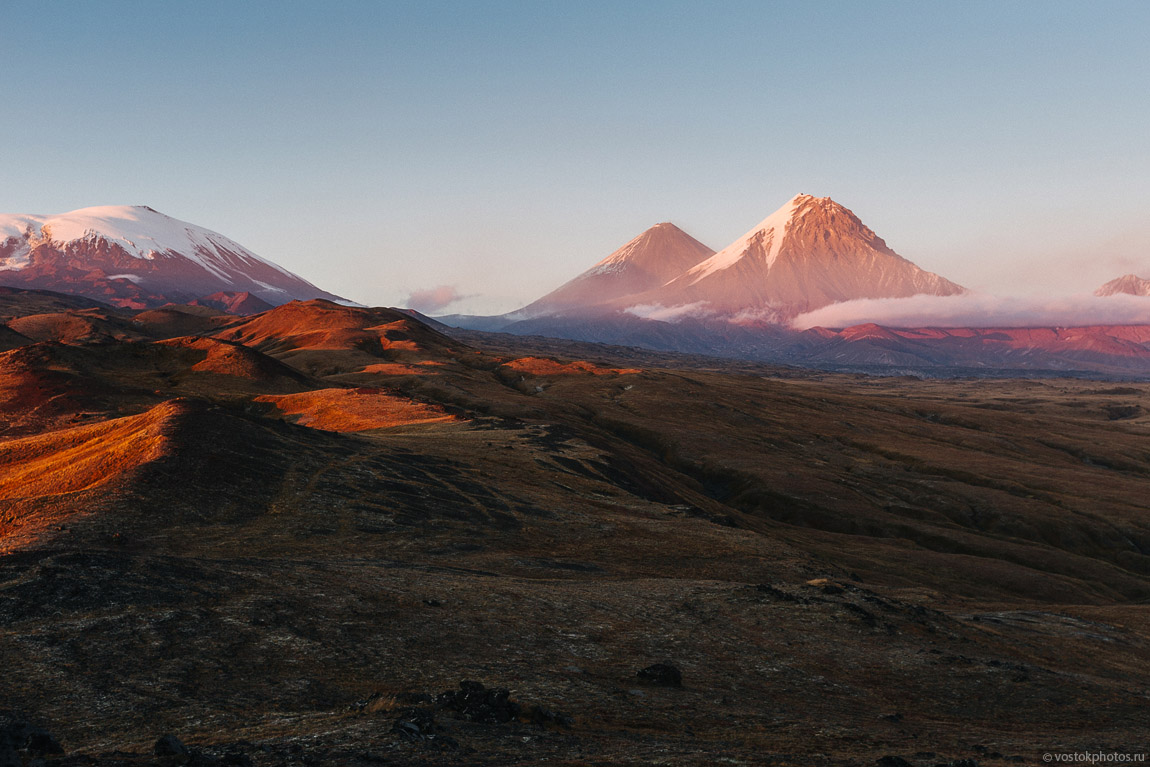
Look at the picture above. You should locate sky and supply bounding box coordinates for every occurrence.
[2,1,1148,315]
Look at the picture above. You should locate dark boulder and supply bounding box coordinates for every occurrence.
[636,663,682,687]
[154,733,190,759]
[875,757,913,767]
[391,707,437,740]
[0,719,64,763]
[436,680,520,723]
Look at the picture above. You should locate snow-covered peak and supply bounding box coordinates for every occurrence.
[590,222,684,273]
[0,205,344,308]
[685,195,813,283]
[1096,274,1150,297]
[0,205,292,280]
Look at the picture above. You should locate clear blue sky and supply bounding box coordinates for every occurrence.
[3,1,1148,312]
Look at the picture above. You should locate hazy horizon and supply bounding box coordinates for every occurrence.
[3,1,1148,315]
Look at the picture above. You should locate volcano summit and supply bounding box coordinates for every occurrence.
[618,194,965,322]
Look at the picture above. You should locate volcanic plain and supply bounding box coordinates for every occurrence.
[0,289,1147,765]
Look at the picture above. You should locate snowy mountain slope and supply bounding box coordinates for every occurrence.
[0,205,343,308]
[519,222,715,317]
[1096,274,1150,297]
[616,194,965,321]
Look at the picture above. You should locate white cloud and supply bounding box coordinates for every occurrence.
[791,292,1150,330]
[403,285,467,313]
[623,301,713,322]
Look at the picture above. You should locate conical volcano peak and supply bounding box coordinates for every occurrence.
[1096,274,1150,297]
[782,195,887,251]
[614,193,965,320]
[519,221,715,316]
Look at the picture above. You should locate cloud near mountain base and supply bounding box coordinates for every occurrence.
[791,292,1150,330]
[404,285,467,313]
[624,301,712,321]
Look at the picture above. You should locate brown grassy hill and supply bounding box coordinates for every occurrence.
[8,309,148,344]
[0,286,110,320]
[132,306,231,338]
[0,324,30,352]
[213,299,466,376]
[157,336,312,389]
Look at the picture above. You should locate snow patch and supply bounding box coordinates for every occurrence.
[0,205,292,278]
[686,194,810,283]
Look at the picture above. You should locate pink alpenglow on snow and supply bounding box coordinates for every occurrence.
[520,222,715,317]
[619,195,965,322]
[0,205,343,309]
[1096,274,1150,297]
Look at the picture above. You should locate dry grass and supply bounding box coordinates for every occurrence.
[255,387,458,431]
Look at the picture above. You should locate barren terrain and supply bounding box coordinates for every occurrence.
[0,291,1147,765]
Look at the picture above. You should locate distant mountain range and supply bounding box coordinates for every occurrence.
[505,194,965,324]
[0,205,343,309]
[441,194,1150,377]
[5,199,1150,376]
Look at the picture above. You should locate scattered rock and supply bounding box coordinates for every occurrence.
[392,707,437,740]
[876,757,913,767]
[154,733,189,758]
[0,719,64,761]
[436,680,521,723]
[220,751,254,767]
[523,704,573,727]
[636,663,682,687]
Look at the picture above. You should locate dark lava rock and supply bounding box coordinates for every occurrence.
[0,719,64,759]
[154,733,189,758]
[436,680,520,723]
[523,704,574,727]
[219,751,254,767]
[392,707,437,740]
[876,757,913,767]
[636,663,682,687]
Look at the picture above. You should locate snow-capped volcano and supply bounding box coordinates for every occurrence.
[0,205,343,309]
[1096,274,1150,297]
[519,222,714,317]
[619,194,965,321]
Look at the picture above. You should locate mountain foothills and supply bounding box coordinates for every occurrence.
[0,285,1149,764]
[0,206,343,309]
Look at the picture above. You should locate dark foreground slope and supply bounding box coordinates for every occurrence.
[0,297,1148,766]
